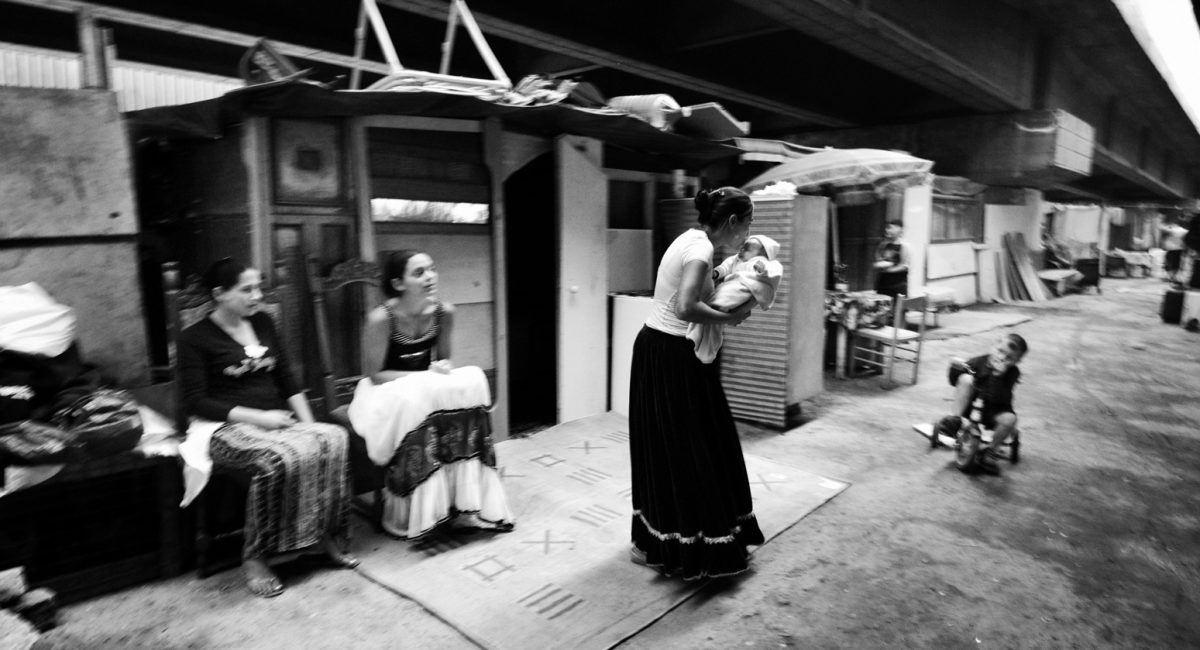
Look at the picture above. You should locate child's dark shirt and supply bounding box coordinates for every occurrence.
[949,354,1020,414]
[179,312,299,421]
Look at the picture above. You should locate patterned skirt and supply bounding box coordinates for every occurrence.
[381,407,514,539]
[628,326,764,580]
[210,421,351,559]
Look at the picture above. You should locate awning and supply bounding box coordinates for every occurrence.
[124,79,744,168]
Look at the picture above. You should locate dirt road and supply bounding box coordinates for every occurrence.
[622,277,1200,649]
[37,276,1199,649]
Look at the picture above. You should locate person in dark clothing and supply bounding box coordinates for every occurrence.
[946,332,1028,470]
[180,258,356,598]
[628,187,764,580]
[1184,213,1200,289]
[873,221,911,299]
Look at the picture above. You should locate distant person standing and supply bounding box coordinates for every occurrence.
[873,221,911,299]
[1185,212,1200,289]
[1159,215,1188,283]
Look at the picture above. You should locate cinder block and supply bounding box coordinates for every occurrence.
[13,588,57,632]
[0,567,27,608]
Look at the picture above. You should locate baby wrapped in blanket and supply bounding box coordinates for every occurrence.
[686,234,784,363]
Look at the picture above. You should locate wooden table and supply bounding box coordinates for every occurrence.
[825,290,893,379]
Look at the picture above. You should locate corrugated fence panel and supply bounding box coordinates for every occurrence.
[719,199,795,428]
[0,42,239,111]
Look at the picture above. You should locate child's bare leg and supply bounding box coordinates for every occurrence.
[952,374,974,418]
[990,412,1017,448]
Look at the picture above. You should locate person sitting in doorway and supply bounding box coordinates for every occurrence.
[179,258,357,599]
[346,250,514,540]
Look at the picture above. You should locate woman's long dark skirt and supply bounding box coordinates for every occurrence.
[628,325,764,580]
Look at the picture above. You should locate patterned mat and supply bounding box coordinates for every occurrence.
[353,412,849,650]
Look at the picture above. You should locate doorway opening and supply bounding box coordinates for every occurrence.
[835,200,889,291]
[504,153,557,436]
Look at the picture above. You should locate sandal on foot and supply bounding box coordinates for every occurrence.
[328,552,360,569]
[321,538,360,568]
[630,545,649,566]
[246,574,284,598]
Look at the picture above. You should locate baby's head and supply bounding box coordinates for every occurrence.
[987,333,1028,373]
[738,237,766,261]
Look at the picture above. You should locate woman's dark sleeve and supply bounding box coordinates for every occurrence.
[257,313,301,400]
[178,328,235,422]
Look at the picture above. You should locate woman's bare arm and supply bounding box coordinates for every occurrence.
[361,306,411,384]
[674,259,753,325]
[435,303,455,362]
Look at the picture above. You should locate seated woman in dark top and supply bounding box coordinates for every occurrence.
[347,250,513,539]
[179,258,356,598]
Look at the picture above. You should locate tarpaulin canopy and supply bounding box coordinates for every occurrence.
[124,79,744,168]
[741,148,934,193]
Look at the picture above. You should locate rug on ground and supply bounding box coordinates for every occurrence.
[353,412,849,650]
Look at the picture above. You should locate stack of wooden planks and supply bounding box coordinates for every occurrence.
[995,232,1050,302]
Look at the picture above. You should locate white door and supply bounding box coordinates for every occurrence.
[556,135,608,422]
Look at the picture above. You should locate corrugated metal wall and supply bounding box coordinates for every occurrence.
[719,198,793,428]
[0,42,239,111]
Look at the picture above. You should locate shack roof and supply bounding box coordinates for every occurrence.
[124,79,743,168]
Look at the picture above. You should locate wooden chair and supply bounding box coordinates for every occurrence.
[849,293,928,386]
[161,262,284,577]
[305,256,386,529]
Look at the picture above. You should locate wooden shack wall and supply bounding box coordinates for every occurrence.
[0,87,148,385]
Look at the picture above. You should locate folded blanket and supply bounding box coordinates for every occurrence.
[347,366,492,466]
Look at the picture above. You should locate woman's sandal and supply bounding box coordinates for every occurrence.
[244,566,284,598]
[322,538,360,569]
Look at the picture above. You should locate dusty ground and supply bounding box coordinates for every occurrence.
[35,276,1200,649]
[625,276,1200,650]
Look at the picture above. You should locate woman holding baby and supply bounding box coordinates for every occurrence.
[627,187,765,580]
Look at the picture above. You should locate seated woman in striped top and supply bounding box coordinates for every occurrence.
[347,250,513,540]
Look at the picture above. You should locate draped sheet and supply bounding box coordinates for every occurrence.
[347,366,492,466]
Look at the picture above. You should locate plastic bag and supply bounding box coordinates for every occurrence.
[0,283,76,357]
[52,388,143,458]
[0,420,78,465]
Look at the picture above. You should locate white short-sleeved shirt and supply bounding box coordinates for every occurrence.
[645,229,714,336]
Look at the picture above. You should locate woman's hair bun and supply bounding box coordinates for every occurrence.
[202,257,247,292]
[693,187,751,227]
[694,189,713,220]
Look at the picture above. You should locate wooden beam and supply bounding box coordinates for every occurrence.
[361,0,404,72]
[482,117,510,441]
[379,0,849,127]
[75,8,107,88]
[3,0,393,76]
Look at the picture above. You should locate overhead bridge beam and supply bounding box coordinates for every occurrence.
[379,0,851,128]
[734,0,1022,113]
[1,0,394,76]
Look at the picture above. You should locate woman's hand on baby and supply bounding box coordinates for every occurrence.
[728,301,754,326]
[258,410,297,429]
[429,359,454,374]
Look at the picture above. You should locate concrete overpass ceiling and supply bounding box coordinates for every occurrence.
[1,0,1195,197]
[0,0,978,134]
[1006,0,1200,168]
